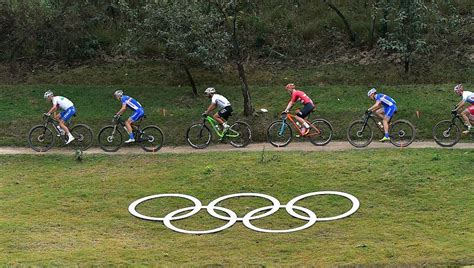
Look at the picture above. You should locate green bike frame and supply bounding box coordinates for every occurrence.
[205,116,240,138]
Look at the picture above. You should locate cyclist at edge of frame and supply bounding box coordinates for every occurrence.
[202,87,232,133]
[113,90,145,143]
[453,83,474,134]
[367,88,398,142]
[44,90,76,144]
[283,83,314,136]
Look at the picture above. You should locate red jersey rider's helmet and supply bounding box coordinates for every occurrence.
[285,83,296,90]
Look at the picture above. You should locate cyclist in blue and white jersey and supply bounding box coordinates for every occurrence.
[453,84,474,133]
[113,90,145,143]
[367,88,398,142]
[44,90,76,144]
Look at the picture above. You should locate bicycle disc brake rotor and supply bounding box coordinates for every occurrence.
[397,130,406,137]
[107,136,114,143]
[442,129,451,137]
[37,134,45,142]
[356,130,364,138]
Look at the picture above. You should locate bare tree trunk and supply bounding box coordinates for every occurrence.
[182,64,198,96]
[323,0,357,45]
[368,14,376,49]
[230,6,254,116]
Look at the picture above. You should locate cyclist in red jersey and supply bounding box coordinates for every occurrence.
[283,83,315,135]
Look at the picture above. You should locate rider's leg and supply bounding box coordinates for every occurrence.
[461,108,473,133]
[461,108,472,127]
[296,104,313,131]
[125,119,135,141]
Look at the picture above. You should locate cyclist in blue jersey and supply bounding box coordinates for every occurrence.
[113,90,145,143]
[367,88,398,142]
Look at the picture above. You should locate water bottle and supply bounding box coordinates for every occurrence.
[56,125,65,136]
[296,122,301,128]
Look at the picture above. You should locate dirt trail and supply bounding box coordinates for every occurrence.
[0,142,472,155]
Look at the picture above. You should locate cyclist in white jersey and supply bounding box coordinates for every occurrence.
[43,90,75,144]
[203,87,233,132]
[453,84,474,133]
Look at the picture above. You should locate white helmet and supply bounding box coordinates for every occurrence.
[204,87,216,95]
[367,88,377,97]
[454,84,463,94]
[114,90,123,97]
[44,90,53,99]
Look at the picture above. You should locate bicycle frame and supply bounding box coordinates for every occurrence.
[43,114,66,137]
[111,117,144,139]
[359,112,387,134]
[203,116,240,138]
[279,113,321,137]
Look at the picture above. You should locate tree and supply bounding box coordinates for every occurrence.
[214,0,255,116]
[377,0,432,73]
[322,0,358,46]
[122,1,229,96]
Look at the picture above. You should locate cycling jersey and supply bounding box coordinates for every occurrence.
[211,94,231,109]
[462,91,474,104]
[52,96,74,111]
[121,95,143,111]
[291,90,313,105]
[375,93,396,108]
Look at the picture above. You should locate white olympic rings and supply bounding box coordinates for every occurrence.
[128,191,360,234]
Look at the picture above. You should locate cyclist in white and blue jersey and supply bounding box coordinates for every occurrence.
[44,90,76,144]
[367,88,398,142]
[113,90,145,143]
[453,84,474,133]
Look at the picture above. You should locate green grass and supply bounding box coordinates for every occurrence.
[1,84,473,146]
[0,149,472,265]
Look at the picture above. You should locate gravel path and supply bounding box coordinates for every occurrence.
[0,141,472,155]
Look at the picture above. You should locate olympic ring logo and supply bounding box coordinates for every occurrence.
[128,191,360,234]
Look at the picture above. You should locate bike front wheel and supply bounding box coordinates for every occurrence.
[70,124,93,150]
[98,126,123,152]
[307,119,333,146]
[267,120,292,147]
[138,126,164,152]
[347,120,373,148]
[28,125,55,152]
[186,123,211,149]
[227,121,252,148]
[432,120,460,147]
[390,120,416,147]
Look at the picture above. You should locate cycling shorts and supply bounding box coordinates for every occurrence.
[468,105,474,115]
[60,106,76,122]
[130,108,145,122]
[296,103,314,118]
[384,105,397,118]
[218,106,233,120]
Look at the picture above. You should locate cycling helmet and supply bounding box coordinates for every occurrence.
[367,88,377,97]
[285,83,296,90]
[204,87,216,95]
[44,90,53,99]
[114,89,123,97]
[454,84,463,94]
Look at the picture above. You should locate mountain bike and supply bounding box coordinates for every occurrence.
[28,113,93,152]
[186,115,252,149]
[266,112,333,147]
[347,111,415,148]
[432,109,474,147]
[98,116,164,152]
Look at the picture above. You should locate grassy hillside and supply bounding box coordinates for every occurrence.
[0,150,473,265]
[0,84,472,147]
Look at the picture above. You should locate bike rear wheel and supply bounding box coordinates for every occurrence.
[307,119,333,146]
[70,124,93,150]
[390,120,416,147]
[98,126,123,152]
[228,121,252,148]
[267,120,292,147]
[28,125,55,152]
[432,120,460,147]
[138,125,164,152]
[347,120,373,148]
[186,123,211,149]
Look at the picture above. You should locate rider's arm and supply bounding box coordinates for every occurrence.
[47,104,58,115]
[368,101,381,112]
[116,103,127,116]
[284,101,294,113]
[454,100,465,112]
[205,103,217,114]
